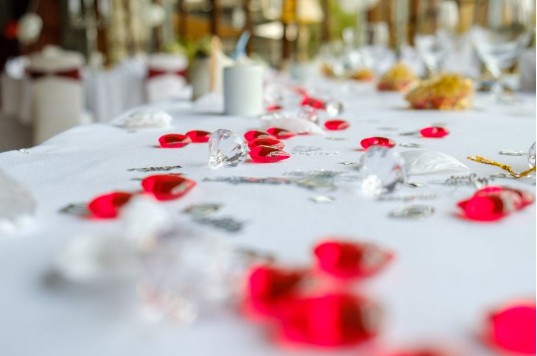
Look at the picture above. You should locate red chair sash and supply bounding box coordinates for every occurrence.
[27,68,82,81]
[147,67,187,80]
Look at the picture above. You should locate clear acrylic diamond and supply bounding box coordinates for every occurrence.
[357,146,406,196]
[325,100,344,116]
[297,107,320,125]
[529,142,536,168]
[208,129,248,169]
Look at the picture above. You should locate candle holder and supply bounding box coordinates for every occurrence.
[68,0,111,68]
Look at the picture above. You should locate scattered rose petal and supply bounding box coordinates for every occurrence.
[185,130,211,143]
[485,301,536,355]
[88,192,133,219]
[361,137,396,149]
[301,97,326,110]
[141,175,196,201]
[248,137,285,150]
[267,127,295,140]
[324,120,350,131]
[313,240,393,280]
[249,146,290,163]
[244,130,276,142]
[419,126,449,138]
[158,134,191,148]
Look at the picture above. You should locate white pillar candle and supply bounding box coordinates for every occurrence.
[223,64,264,117]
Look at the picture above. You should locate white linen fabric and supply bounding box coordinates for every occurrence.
[0,81,534,356]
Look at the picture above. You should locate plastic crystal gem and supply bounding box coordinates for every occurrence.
[324,120,350,131]
[325,100,344,116]
[141,175,196,201]
[297,107,320,125]
[485,301,536,355]
[266,127,295,140]
[360,137,396,149]
[87,192,133,219]
[358,146,406,196]
[248,137,285,150]
[249,146,290,163]
[158,134,191,148]
[185,130,211,143]
[276,292,381,347]
[246,265,307,317]
[419,127,449,138]
[209,129,249,169]
[313,240,393,280]
[301,97,326,109]
[244,130,276,142]
[529,142,536,168]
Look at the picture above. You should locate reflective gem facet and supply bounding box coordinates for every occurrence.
[249,146,290,163]
[485,301,536,355]
[360,137,396,149]
[419,126,449,138]
[158,134,191,148]
[266,127,295,140]
[529,142,536,168]
[244,130,275,142]
[358,146,405,196]
[87,192,132,219]
[325,100,344,116]
[389,205,435,219]
[324,120,350,131]
[248,137,285,150]
[313,240,393,279]
[297,107,320,125]
[141,174,196,201]
[276,292,381,347]
[209,129,249,169]
[185,130,211,143]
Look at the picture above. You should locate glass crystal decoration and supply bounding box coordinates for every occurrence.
[208,129,249,169]
[529,142,536,168]
[0,169,36,233]
[357,146,406,196]
[297,107,320,125]
[325,100,344,117]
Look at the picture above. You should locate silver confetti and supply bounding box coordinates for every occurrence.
[399,142,423,148]
[325,137,347,141]
[377,127,399,131]
[203,177,292,185]
[183,204,222,217]
[292,145,339,156]
[128,165,182,172]
[377,193,437,202]
[388,205,435,219]
[498,149,525,156]
[18,148,31,154]
[59,203,89,216]
[399,131,419,136]
[309,195,335,203]
[405,182,426,188]
[192,216,245,233]
[339,161,357,166]
[430,173,489,188]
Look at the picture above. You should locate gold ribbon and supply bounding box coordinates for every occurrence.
[467,155,536,178]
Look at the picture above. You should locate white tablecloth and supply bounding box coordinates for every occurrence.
[0,82,535,356]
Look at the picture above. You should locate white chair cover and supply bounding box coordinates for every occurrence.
[145,53,188,103]
[28,46,86,144]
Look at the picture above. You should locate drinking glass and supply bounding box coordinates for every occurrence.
[414,0,458,76]
[471,0,534,102]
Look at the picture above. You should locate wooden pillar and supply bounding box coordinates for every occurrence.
[178,0,188,39]
[209,0,220,36]
[243,0,253,54]
[320,0,330,42]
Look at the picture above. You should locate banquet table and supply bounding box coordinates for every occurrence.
[0,80,535,356]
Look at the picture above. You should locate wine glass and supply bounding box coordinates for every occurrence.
[471,0,534,102]
[414,0,458,76]
[361,22,391,75]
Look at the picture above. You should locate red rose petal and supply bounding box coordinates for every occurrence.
[87,192,133,219]
[419,127,449,138]
[360,137,396,149]
[246,265,307,318]
[244,130,276,142]
[267,105,283,112]
[485,301,536,355]
[457,195,506,221]
[301,97,326,110]
[248,137,285,150]
[277,292,381,347]
[386,348,453,356]
[158,134,191,148]
[185,130,211,143]
[249,146,290,163]
[141,174,196,201]
[266,127,296,140]
[313,240,393,280]
[324,119,350,131]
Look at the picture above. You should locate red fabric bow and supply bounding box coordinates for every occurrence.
[147,67,188,80]
[27,68,82,81]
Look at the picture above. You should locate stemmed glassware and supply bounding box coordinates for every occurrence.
[471,0,534,102]
[414,0,459,77]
